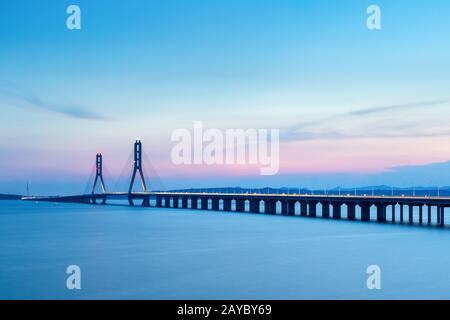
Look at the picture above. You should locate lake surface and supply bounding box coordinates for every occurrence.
[1,200,450,299]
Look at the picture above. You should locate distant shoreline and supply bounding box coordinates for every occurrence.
[0,194,23,200]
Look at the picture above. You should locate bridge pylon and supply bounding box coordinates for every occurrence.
[91,153,107,204]
[128,140,149,206]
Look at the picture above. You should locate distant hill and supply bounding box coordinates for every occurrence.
[0,194,22,200]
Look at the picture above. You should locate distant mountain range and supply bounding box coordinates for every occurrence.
[0,194,22,200]
[171,186,450,197]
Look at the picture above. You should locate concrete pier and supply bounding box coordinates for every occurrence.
[212,198,220,211]
[376,204,386,223]
[265,200,276,214]
[236,199,245,212]
[419,205,423,225]
[287,201,296,216]
[142,196,150,207]
[300,202,308,217]
[308,201,317,217]
[322,202,330,218]
[200,197,208,210]
[191,197,198,209]
[361,204,370,221]
[223,199,232,211]
[332,203,341,219]
[438,206,441,224]
[281,200,288,215]
[156,196,162,207]
[428,205,432,224]
[173,196,179,208]
[182,197,188,209]
[347,203,356,220]
[250,199,260,213]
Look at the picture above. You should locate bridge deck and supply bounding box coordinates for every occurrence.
[22,191,450,228]
[23,191,450,204]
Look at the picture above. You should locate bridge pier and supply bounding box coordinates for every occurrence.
[438,206,441,226]
[308,201,317,217]
[300,202,308,217]
[322,202,330,218]
[409,205,413,224]
[191,197,198,209]
[281,200,288,215]
[128,194,134,206]
[91,195,106,204]
[250,199,260,213]
[236,199,246,212]
[361,204,370,221]
[347,203,356,220]
[91,195,107,205]
[198,197,209,210]
[287,201,296,216]
[96,197,106,205]
[400,204,404,223]
[172,196,179,208]
[223,199,232,211]
[392,204,396,222]
[163,197,169,207]
[142,196,150,207]
[155,196,162,207]
[428,205,432,224]
[332,202,342,219]
[376,204,386,223]
[212,198,220,211]
[440,206,445,227]
[265,199,276,214]
[181,197,188,209]
[201,197,208,210]
[419,205,423,225]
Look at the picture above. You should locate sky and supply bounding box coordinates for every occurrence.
[1,0,450,195]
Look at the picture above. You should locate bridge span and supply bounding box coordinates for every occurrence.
[21,140,450,228]
[23,191,450,227]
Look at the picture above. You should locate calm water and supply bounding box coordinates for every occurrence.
[1,200,450,299]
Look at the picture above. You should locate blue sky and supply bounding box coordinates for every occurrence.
[1,0,450,194]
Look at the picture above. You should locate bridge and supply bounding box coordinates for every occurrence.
[23,140,450,228]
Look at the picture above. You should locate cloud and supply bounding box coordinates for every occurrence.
[283,100,448,141]
[0,87,109,121]
[283,128,450,141]
[349,100,446,116]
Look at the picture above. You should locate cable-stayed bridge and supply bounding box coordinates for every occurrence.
[23,140,450,228]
